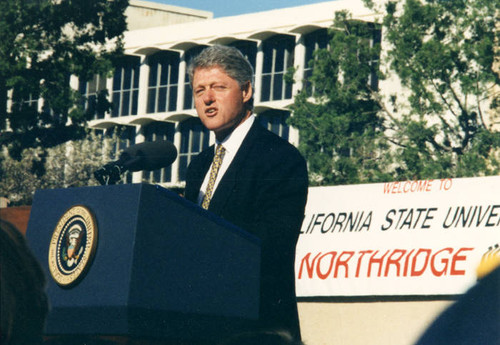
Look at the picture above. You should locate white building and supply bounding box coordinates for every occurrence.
[82,0,379,187]
[125,0,212,30]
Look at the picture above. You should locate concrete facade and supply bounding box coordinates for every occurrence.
[125,0,212,30]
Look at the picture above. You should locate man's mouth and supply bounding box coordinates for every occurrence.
[205,108,217,116]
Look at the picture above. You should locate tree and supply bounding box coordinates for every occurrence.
[289,11,392,185]
[0,0,128,159]
[381,0,500,179]
[0,130,124,206]
[0,147,44,206]
[290,0,500,185]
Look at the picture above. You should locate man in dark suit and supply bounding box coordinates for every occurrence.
[184,45,308,340]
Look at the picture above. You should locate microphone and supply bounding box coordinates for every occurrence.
[94,140,178,185]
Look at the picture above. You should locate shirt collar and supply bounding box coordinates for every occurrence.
[216,114,255,155]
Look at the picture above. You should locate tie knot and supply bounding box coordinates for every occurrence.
[216,145,225,157]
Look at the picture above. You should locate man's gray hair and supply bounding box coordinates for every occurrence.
[188,45,254,110]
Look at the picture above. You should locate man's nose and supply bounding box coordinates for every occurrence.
[203,88,215,104]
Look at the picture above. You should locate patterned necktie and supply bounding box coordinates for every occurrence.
[201,145,226,210]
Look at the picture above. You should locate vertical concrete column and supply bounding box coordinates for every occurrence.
[289,34,306,146]
[254,41,264,106]
[137,55,150,117]
[105,76,114,119]
[176,51,187,111]
[171,122,181,184]
[132,125,146,183]
[293,35,306,96]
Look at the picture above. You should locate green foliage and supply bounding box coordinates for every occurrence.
[0,131,123,206]
[0,147,44,206]
[0,0,128,155]
[291,0,500,185]
[382,0,500,179]
[289,11,392,185]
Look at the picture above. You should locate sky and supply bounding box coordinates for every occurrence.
[150,0,332,18]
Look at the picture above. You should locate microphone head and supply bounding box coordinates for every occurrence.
[122,140,178,172]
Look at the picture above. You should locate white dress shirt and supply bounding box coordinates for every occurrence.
[197,115,256,205]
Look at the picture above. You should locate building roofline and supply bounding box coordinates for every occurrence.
[128,0,213,19]
[124,0,380,53]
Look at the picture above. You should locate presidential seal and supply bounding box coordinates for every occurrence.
[48,205,98,288]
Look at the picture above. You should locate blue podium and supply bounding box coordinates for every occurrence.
[26,184,261,343]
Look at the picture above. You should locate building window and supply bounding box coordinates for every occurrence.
[143,121,176,183]
[147,51,180,114]
[183,46,207,110]
[257,109,290,141]
[261,35,295,102]
[11,91,39,113]
[304,28,329,94]
[79,74,108,120]
[12,79,65,124]
[229,40,257,74]
[178,117,210,181]
[112,55,140,117]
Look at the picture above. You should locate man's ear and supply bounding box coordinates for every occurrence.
[242,81,252,103]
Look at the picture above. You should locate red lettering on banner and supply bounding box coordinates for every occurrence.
[439,178,453,190]
[411,249,431,276]
[451,248,474,275]
[403,249,415,276]
[430,248,453,276]
[335,251,355,278]
[384,249,407,277]
[368,250,390,277]
[355,250,373,277]
[317,252,337,279]
[297,247,474,280]
[383,180,434,194]
[298,252,322,279]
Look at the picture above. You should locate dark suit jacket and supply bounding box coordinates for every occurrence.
[185,121,308,339]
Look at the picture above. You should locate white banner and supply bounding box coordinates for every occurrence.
[295,176,500,297]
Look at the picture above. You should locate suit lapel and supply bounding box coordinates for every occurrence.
[186,146,214,202]
[199,148,215,180]
[208,121,261,214]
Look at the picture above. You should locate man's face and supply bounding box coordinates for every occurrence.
[192,66,252,141]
